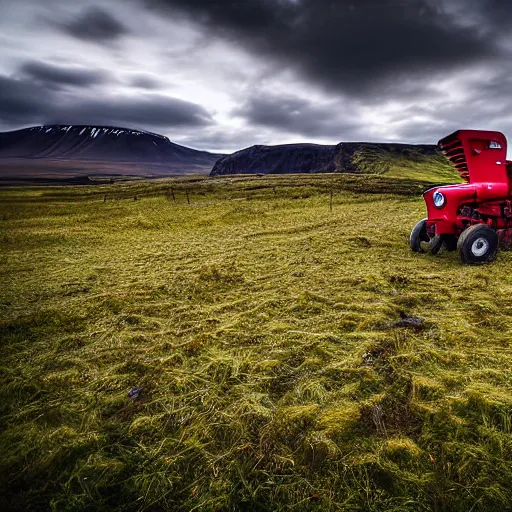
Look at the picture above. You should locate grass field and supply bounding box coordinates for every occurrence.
[2,170,512,511]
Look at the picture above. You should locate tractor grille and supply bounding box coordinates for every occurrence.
[438,132,469,182]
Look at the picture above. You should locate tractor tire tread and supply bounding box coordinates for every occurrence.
[457,224,499,264]
[410,218,428,253]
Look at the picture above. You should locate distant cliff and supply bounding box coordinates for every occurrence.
[210,143,337,176]
[0,125,223,178]
[210,141,440,176]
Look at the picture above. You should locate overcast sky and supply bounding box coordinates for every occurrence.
[1,0,512,152]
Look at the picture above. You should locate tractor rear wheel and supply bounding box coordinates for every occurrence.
[457,224,499,264]
[410,218,430,253]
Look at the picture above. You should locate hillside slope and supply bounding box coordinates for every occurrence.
[0,125,223,178]
[211,141,460,183]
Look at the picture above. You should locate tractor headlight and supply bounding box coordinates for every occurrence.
[433,191,446,209]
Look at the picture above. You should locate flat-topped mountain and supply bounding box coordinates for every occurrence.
[0,125,223,179]
[210,141,446,179]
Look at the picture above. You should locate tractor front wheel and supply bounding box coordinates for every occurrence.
[410,218,430,253]
[457,224,499,264]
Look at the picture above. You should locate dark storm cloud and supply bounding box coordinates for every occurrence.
[234,93,361,138]
[478,0,512,28]
[0,74,213,131]
[20,61,108,87]
[143,0,499,96]
[59,6,129,42]
[48,94,213,128]
[0,76,51,124]
[130,74,164,90]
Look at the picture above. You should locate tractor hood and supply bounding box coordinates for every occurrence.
[423,182,509,235]
[438,130,508,184]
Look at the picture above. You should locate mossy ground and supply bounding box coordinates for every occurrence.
[2,172,512,511]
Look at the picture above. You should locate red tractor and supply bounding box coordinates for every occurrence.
[410,129,512,264]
